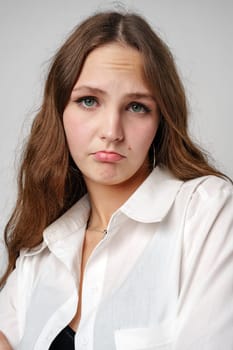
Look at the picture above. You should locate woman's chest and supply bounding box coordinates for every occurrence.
[18,223,182,349]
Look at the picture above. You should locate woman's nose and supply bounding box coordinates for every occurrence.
[100,110,124,142]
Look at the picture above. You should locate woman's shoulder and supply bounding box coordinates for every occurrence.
[180,174,233,239]
[185,173,232,197]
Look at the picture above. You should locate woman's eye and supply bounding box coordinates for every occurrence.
[77,96,97,108]
[128,102,150,114]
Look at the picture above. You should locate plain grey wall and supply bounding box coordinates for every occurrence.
[1,0,233,272]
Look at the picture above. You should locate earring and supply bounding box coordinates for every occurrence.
[149,143,156,169]
[152,143,156,169]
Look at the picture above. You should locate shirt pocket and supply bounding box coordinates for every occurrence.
[114,322,175,350]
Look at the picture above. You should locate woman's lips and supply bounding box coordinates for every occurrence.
[93,151,125,162]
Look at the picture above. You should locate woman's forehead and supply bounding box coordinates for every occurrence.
[84,42,143,70]
[72,42,151,92]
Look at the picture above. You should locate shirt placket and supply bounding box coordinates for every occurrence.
[75,241,108,350]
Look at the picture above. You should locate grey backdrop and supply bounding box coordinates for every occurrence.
[1,0,233,272]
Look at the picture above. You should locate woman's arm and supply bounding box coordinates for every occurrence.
[176,178,233,349]
[0,332,13,350]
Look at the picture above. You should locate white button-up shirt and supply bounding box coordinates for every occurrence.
[0,167,233,349]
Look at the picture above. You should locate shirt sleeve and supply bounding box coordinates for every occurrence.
[0,262,20,349]
[176,177,233,349]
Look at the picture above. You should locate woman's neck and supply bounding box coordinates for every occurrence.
[85,169,150,229]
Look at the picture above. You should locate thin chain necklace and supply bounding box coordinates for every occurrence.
[86,218,107,236]
[86,227,108,236]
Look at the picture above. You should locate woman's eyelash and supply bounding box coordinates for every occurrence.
[75,97,151,113]
[128,102,151,113]
[76,96,98,108]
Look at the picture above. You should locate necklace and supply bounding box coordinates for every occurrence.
[86,218,107,236]
[86,227,108,236]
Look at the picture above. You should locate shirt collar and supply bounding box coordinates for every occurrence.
[23,166,183,256]
[43,195,90,245]
[119,166,183,223]
[23,195,90,256]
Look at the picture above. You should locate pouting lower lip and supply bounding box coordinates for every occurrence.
[93,151,124,162]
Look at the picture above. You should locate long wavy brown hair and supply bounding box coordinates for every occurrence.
[1,11,226,287]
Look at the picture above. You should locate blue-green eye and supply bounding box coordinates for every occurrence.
[77,96,97,108]
[129,102,150,113]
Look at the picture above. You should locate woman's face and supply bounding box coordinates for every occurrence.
[63,42,159,188]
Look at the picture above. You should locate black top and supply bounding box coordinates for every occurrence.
[49,325,75,349]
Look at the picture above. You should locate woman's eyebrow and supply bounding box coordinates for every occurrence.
[126,93,156,102]
[72,86,156,102]
[72,86,106,95]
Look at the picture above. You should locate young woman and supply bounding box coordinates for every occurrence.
[0,11,232,350]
